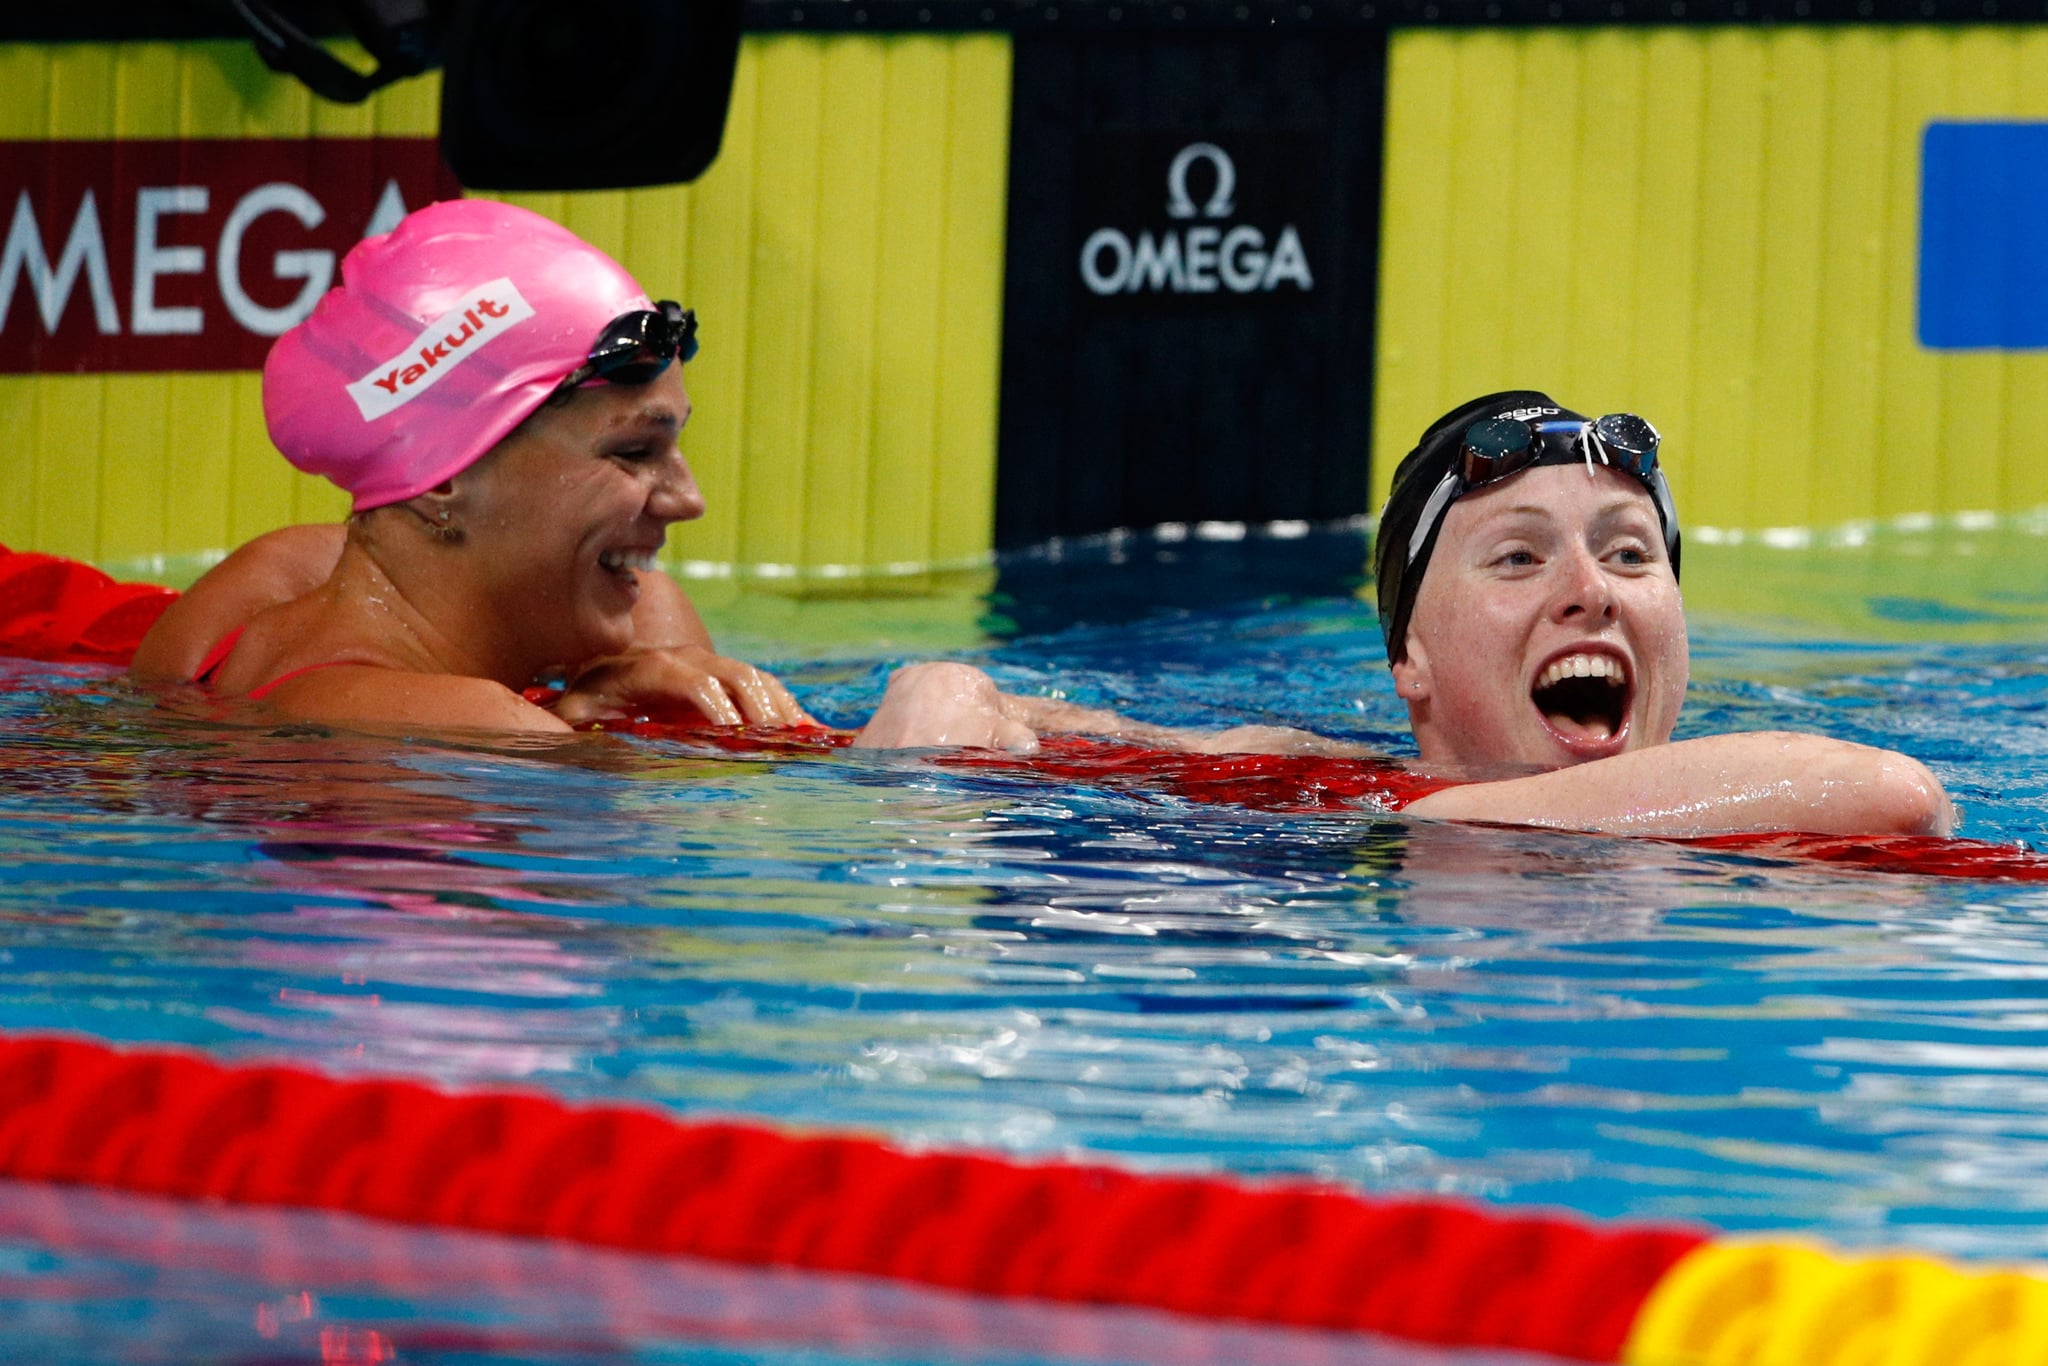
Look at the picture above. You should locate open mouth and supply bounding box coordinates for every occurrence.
[1530,651,1630,745]
[598,547,658,580]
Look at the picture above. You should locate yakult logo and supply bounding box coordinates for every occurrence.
[1079,141,1314,298]
[347,279,534,421]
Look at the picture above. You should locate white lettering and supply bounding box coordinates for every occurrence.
[217,183,335,337]
[132,186,208,336]
[0,190,120,335]
[1079,228,1131,296]
[1127,232,1184,293]
[345,278,534,420]
[1080,145,1315,299]
[1219,225,1267,292]
[364,179,409,238]
[1263,225,1314,291]
[1183,225,1220,293]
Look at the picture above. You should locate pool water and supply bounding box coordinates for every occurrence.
[3,520,2048,1363]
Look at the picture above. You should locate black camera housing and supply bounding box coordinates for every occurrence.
[222,0,743,190]
[438,0,743,190]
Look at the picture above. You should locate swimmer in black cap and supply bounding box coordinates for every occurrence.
[858,391,1955,839]
[1372,389,1684,771]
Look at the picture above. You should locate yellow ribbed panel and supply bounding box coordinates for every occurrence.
[1623,1239,2048,1366]
[0,34,1010,591]
[1374,26,2048,533]
[499,32,1011,592]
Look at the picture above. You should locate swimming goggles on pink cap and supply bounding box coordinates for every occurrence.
[550,301,699,402]
[1406,411,1675,569]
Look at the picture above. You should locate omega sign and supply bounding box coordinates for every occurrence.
[1078,142,1313,298]
[0,139,460,373]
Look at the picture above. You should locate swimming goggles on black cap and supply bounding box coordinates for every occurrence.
[1406,410,1673,570]
[550,301,698,401]
[1373,394,1681,663]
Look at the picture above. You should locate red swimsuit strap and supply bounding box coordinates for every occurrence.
[189,624,354,699]
[188,625,246,686]
[246,660,357,701]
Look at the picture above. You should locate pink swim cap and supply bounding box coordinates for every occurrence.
[263,199,654,511]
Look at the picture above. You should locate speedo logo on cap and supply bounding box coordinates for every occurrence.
[345,278,536,421]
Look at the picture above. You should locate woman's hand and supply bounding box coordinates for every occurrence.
[850,667,1364,756]
[851,662,1041,752]
[554,645,815,728]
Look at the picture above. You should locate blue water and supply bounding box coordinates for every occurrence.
[3,522,2048,1363]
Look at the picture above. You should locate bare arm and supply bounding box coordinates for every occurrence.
[852,666,1953,839]
[852,662,1355,755]
[860,670,1356,756]
[247,665,571,733]
[1405,730,1954,837]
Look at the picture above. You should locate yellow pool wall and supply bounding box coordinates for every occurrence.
[1372,24,2048,538]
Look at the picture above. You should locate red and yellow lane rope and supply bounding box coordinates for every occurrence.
[2,1033,2044,1363]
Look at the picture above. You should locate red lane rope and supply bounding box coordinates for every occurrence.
[0,1033,1702,1361]
[0,545,175,665]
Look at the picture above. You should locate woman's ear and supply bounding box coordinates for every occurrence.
[408,482,465,544]
[1390,638,1432,702]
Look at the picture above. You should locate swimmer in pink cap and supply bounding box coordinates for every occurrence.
[130,200,812,733]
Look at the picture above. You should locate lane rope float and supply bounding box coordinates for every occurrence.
[3,1032,2045,1365]
[0,1031,1697,1361]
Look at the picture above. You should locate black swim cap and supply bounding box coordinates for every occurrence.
[1371,390,1682,664]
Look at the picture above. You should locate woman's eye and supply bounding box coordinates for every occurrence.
[1497,548,1538,568]
[1610,543,1651,566]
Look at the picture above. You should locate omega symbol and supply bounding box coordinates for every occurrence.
[1165,143,1236,220]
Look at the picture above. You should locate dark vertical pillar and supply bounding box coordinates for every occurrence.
[995,27,1388,547]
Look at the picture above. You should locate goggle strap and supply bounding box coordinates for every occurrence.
[1407,471,1463,567]
[1647,467,1682,560]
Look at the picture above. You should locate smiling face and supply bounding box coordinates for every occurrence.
[454,366,704,671]
[1390,463,1688,770]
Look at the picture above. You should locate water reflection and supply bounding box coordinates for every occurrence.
[0,1181,1522,1366]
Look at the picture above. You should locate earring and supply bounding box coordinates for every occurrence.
[418,501,462,544]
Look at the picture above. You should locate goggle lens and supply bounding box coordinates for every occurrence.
[1458,417,1535,482]
[551,302,699,400]
[1455,411,1660,488]
[1592,412,1658,476]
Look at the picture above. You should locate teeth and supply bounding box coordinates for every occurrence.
[599,549,656,574]
[1536,653,1625,691]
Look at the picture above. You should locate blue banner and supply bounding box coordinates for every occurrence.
[1919,122,2048,350]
